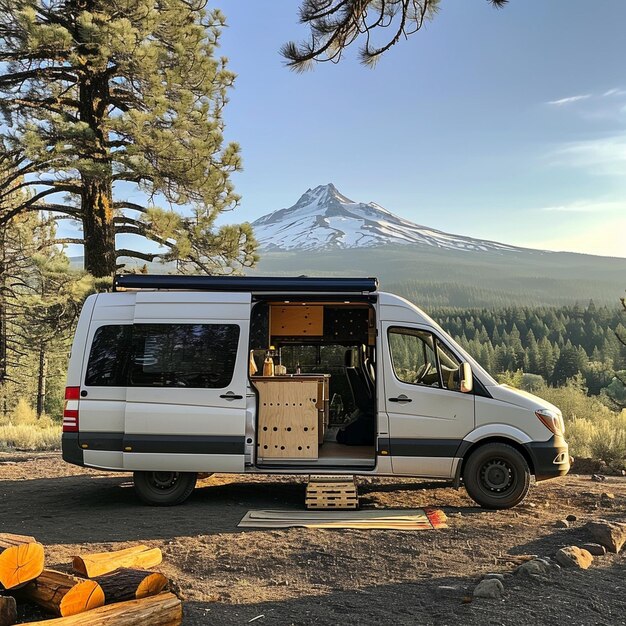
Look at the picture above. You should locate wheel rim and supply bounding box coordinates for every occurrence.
[479,458,515,495]
[150,471,179,491]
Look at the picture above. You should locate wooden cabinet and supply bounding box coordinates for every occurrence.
[253,375,329,461]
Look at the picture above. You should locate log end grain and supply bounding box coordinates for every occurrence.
[0,542,45,590]
[59,579,105,617]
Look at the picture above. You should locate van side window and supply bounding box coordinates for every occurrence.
[85,325,132,386]
[130,324,240,389]
[388,328,463,391]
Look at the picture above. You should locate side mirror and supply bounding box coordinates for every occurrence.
[460,362,473,393]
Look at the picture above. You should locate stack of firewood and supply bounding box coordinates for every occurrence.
[0,533,182,625]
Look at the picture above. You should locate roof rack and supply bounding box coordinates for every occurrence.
[113,275,379,293]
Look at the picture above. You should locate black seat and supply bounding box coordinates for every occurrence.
[344,348,371,414]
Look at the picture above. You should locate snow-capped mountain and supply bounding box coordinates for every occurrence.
[252,183,522,253]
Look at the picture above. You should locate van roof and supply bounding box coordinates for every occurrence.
[113,275,378,294]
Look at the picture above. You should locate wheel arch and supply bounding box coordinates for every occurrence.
[454,436,536,488]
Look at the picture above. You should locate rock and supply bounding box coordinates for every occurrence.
[581,543,606,556]
[592,474,607,482]
[586,520,626,553]
[515,558,555,580]
[473,578,504,599]
[555,519,569,528]
[436,585,467,599]
[555,546,593,569]
[483,573,505,581]
[566,514,577,522]
[600,492,615,500]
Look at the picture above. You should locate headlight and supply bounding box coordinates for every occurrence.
[535,409,565,435]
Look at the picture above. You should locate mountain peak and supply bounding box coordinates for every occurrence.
[252,185,522,254]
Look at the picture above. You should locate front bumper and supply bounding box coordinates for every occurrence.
[524,434,570,481]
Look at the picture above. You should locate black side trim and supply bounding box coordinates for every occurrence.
[388,438,463,457]
[377,437,391,455]
[61,433,84,467]
[76,432,245,455]
[125,434,245,455]
[79,432,124,451]
[524,435,570,481]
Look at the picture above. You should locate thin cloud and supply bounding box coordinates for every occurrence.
[547,94,591,106]
[549,135,626,175]
[603,88,626,97]
[539,200,624,213]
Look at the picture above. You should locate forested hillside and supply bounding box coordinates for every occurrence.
[429,302,626,402]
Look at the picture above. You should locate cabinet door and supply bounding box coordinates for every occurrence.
[382,324,475,477]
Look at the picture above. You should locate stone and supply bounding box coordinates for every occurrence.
[600,492,615,500]
[515,558,555,580]
[592,474,607,482]
[581,543,606,556]
[436,585,467,599]
[555,519,569,528]
[555,546,593,569]
[586,520,626,553]
[566,514,577,522]
[483,573,505,581]
[473,578,504,599]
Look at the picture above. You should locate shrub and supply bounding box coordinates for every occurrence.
[0,398,60,450]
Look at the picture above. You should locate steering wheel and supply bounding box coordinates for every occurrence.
[413,363,429,384]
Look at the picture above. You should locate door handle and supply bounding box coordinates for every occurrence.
[220,392,243,400]
[388,395,412,403]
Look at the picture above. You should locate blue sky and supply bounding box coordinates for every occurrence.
[211,0,626,258]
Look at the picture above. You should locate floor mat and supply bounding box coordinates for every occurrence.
[238,508,448,530]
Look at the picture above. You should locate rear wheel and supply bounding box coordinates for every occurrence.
[463,443,530,509]
[133,471,197,506]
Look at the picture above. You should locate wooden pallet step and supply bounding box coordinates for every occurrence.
[306,501,359,510]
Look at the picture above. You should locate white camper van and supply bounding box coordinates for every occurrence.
[62,276,569,509]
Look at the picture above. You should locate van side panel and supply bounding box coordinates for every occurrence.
[122,291,251,472]
[76,293,136,469]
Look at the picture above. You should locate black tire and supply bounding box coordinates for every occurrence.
[133,471,197,506]
[463,443,530,509]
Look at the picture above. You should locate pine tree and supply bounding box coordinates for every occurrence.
[0,0,256,277]
[283,0,508,69]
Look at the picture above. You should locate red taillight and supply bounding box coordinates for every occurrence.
[63,386,80,432]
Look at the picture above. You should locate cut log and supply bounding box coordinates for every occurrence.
[0,596,17,626]
[0,534,45,590]
[24,591,182,625]
[72,545,162,578]
[94,568,168,604]
[19,569,105,617]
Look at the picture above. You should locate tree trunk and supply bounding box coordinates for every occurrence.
[18,570,104,617]
[78,55,115,278]
[0,226,7,384]
[81,175,116,278]
[0,596,17,626]
[24,592,182,626]
[36,344,47,417]
[72,545,162,578]
[0,534,45,590]
[93,568,168,604]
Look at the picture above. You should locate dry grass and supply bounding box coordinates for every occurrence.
[0,398,61,451]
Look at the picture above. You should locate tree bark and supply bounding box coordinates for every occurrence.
[72,545,162,578]
[0,534,45,590]
[36,344,47,417]
[78,49,116,278]
[18,570,104,617]
[93,568,168,604]
[0,596,17,626]
[24,592,182,626]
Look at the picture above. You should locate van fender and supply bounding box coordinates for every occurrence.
[451,425,533,489]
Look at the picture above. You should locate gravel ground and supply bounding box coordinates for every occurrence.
[0,452,624,625]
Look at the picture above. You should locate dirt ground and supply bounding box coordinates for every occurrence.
[0,452,625,626]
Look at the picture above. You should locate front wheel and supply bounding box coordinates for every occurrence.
[463,443,530,509]
[133,471,197,506]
